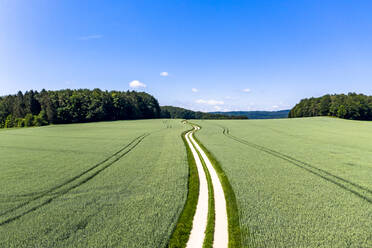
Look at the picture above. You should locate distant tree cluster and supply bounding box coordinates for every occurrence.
[0,89,161,128]
[212,110,290,119]
[289,93,372,120]
[160,106,248,119]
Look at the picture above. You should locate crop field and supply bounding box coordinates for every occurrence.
[193,117,372,248]
[1,117,371,248]
[0,119,189,248]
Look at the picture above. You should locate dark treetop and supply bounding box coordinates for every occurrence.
[0,89,161,128]
[0,89,247,129]
[289,93,372,120]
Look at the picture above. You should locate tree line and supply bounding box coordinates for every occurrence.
[160,106,248,119]
[0,89,161,128]
[289,93,372,120]
[212,110,290,119]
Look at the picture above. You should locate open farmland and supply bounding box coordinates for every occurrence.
[1,117,372,248]
[0,119,188,248]
[193,117,372,248]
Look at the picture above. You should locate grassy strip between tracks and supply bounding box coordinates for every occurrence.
[192,123,244,248]
[196,145,215,248]
[167,129,200,248]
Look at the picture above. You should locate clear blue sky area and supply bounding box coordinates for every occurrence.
[1,0,372,111]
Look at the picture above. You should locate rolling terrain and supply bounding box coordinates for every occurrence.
[194,117,372,247]
[1,117,371,247]
[0,119,188,248]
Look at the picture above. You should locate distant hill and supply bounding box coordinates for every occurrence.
[211,110,290,119]
[161,106,248,119]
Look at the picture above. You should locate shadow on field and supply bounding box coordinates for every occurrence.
[0,133,150,226]
[217,125,372,204]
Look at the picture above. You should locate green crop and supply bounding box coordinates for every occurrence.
[192,132,242,248]
[168,129,200,248]
[2,117,371,247]
[193,117,372,248]
[0,119,189,248]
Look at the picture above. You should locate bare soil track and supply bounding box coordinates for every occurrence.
[185,126,229,248]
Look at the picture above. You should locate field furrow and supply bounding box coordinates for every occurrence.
[0,119,189,248]
[193,118,372,248]
[184,128,210,247]
[220,125,372,203]
[189,126,228,248]
[173,124,238,248]
[0,133,149,226]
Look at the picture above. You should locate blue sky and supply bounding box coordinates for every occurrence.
[1,0,372,111]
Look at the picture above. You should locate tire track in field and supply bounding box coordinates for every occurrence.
[218,125,372,204]
[0,133,150,226]
[185,126,229,248]
[184,128,210,247]
[0,133,147,211]
[1,134,148,200]
[2,127,170,199]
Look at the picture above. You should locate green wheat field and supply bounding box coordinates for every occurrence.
[0,119,189,247]
[1,117,371,247]
[194,117,372,247]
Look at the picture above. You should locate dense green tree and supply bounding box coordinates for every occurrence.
[24,90,41,115]
[0,89,246,129]
[37,89,56,123]
[16,118,25,127]
[4,115,15,128]
[289,93,372,120]
[24,113,34,127]
[12,91,26,118]
[0,89,162,129]
[33,112,48,126]
[337,105,347,118]
[319,94,331,116]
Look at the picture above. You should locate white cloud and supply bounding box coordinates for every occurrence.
[242,88,251,92]
[160,72,169,76]
[129,80,146,88]
[192,88,199,92]
[214,106,222,111]
[196,99,224,105]
[272,105,279,109]
[224,96,239,100]
[77,34,103,40]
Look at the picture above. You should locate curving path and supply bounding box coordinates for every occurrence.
[185,125,228,248]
